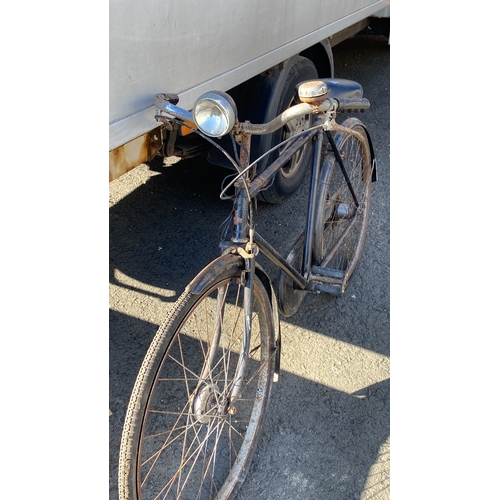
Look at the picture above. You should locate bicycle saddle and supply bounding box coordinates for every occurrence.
[296,78,363,104]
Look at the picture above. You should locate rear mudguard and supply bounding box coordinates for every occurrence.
[337,116,378,183]
[187,253,282,382]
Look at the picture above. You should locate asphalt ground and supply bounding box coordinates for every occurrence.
[109,33,390,499]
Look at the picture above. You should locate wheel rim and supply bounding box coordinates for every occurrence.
[314,126,372,281]
[136,278,273,499]
[277,232,307,317]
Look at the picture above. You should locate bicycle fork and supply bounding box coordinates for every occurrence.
[193,236,256,417]
[227,131,257,403]
[197,250,254,411]
[200,132,257,406]
[232,250,256,401]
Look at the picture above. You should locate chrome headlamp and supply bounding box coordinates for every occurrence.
[192,91,237,137]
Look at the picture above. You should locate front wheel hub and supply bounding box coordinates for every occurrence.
[192,384,225,424]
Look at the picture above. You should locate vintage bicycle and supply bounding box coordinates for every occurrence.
[119,77,377,500]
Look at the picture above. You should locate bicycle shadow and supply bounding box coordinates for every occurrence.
[241,376,389,500]
[109,156,233,302]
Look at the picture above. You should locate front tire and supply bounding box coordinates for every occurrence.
[119,256,276,500]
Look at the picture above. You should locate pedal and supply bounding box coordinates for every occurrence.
[311,266,345,280]
[309,282,343,295]
[309,266,346,296]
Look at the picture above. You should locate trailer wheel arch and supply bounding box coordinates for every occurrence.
[300,39,334,79]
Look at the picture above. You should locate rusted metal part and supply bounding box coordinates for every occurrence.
[236,246,254,260]
[232,205,249,244]
[232,211,243,225]
[161,121,178,157]
[237,131,252,172]
[297,80,330,105]
[237,99,332,136]
[230,133,253,246]
[324,120,366,141]
[109,126,163,182]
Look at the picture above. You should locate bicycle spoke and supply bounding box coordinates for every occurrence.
[121,266,275,499]
[313,121,372,284]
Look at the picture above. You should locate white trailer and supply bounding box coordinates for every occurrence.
[110,0,389,200]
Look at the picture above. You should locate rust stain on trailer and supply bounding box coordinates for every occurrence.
[109,126,163,182]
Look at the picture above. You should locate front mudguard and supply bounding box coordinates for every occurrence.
[187,253,282,382]
[255,263,282,382]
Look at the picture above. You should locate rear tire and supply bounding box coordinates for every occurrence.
[119,256,275,500]
[312,120,373,289]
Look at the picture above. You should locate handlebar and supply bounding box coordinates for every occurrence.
[154,92,370,136]
[238,100,333,135]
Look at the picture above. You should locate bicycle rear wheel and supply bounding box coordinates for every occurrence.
[312,118,373,289]
[119,255,276,500]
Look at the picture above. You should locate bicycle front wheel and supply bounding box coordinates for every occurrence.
[312,118,373,289]
[119,255,276,500]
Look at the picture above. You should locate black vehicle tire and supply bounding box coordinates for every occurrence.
[119,256,276,500]
[258,56,318,204]
[312,119,373,289]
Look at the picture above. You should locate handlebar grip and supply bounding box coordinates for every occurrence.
[154,93,180,107]
[154,93,192,122]
[335,97,370,113]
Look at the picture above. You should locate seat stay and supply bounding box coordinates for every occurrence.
[325,129,359,208]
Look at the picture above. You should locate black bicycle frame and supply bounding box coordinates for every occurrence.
[224,112,359,401]
[228,114,338,291]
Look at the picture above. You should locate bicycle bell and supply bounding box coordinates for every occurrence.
[297,80,330,105]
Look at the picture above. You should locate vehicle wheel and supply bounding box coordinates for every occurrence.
[258,56,318,204]
[119,256,276,500]
[312,119,373,289]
